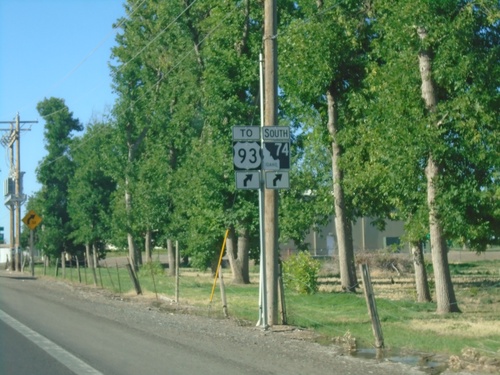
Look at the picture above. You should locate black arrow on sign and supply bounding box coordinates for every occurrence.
[244,174,253,187]
[273,174,282,186]
[27,214,36,225]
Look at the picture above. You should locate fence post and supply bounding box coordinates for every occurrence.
[150,264,158,300]
[76,256,82,283]
[360,263,384,349]
[61,252,66,279]
[278,262,287,325]
[116,262,122,295]
[83,255,88,285]
[104,261,116,291]
[55,258,60,278]
[175,241,180,303]
[219,270,228,317]
[125,263,142,295]
[97,266,103,288]
[29,229,35,277]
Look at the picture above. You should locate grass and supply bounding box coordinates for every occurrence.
[31,256,500,362]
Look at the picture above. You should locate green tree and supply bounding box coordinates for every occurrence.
[280,0,372,291]
[356,0,500,313]
[110,0,205,270]
[279,119,333,251]
[162,0,266,283]
[68,121,116,265]
[36,97,83,260]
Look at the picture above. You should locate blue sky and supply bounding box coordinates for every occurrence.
[0,0,125,243]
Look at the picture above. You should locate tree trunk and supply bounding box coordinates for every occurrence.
[327,89,357,292]
[61,251,66,278]
[237,228,250,284]
[144,229,152,263]
[92,243,98,268]
[125,176,137,271]
[85,243,92,268]
[226,227,250,284]
[124,125,149,272]
[167,238,176,276]
[418,27,459,313]
[89,243,98,287]
[411,241,431,303]
[426,157,460,313]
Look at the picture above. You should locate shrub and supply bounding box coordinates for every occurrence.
[282,251,321,294]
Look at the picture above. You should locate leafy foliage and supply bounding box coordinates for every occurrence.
[35,97,83,259]
[29,1,499,294]
[67,120,116,263]
[283,251,321,294]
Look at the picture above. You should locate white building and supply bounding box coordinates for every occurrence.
[281,217,408,257]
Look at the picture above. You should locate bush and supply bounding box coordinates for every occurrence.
[282,252,321,294]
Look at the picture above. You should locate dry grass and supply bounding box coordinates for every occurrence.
[410,319,500,338]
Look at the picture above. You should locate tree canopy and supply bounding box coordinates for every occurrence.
[29,0,499,313]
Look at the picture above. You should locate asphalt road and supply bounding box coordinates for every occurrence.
[0,272,427,375]
[0,319,75,375]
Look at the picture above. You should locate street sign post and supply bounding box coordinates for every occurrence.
[232,124,291,329]
[22,210,42,277]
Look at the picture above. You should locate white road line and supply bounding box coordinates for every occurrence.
[0,309,103,375]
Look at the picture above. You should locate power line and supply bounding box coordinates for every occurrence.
[42,1,242,168]
[13,0,148,116]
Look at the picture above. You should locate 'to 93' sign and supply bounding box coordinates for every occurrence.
[233,141,261,170]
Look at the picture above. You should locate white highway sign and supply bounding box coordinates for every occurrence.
[262,126,290,142]
[232,126,260,141]
[232,125,291,189]
[235,171,260,189]
[233,141,261,170]
[262,142,290,170]
[265,171,290,189]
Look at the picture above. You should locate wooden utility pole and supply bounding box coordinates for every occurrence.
[263,0,279,325]
[0,114,37,271]
[15,114,22,271]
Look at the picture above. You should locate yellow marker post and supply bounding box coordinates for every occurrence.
[209,229,230,303]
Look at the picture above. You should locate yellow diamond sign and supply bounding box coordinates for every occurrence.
[22,210,42,230]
